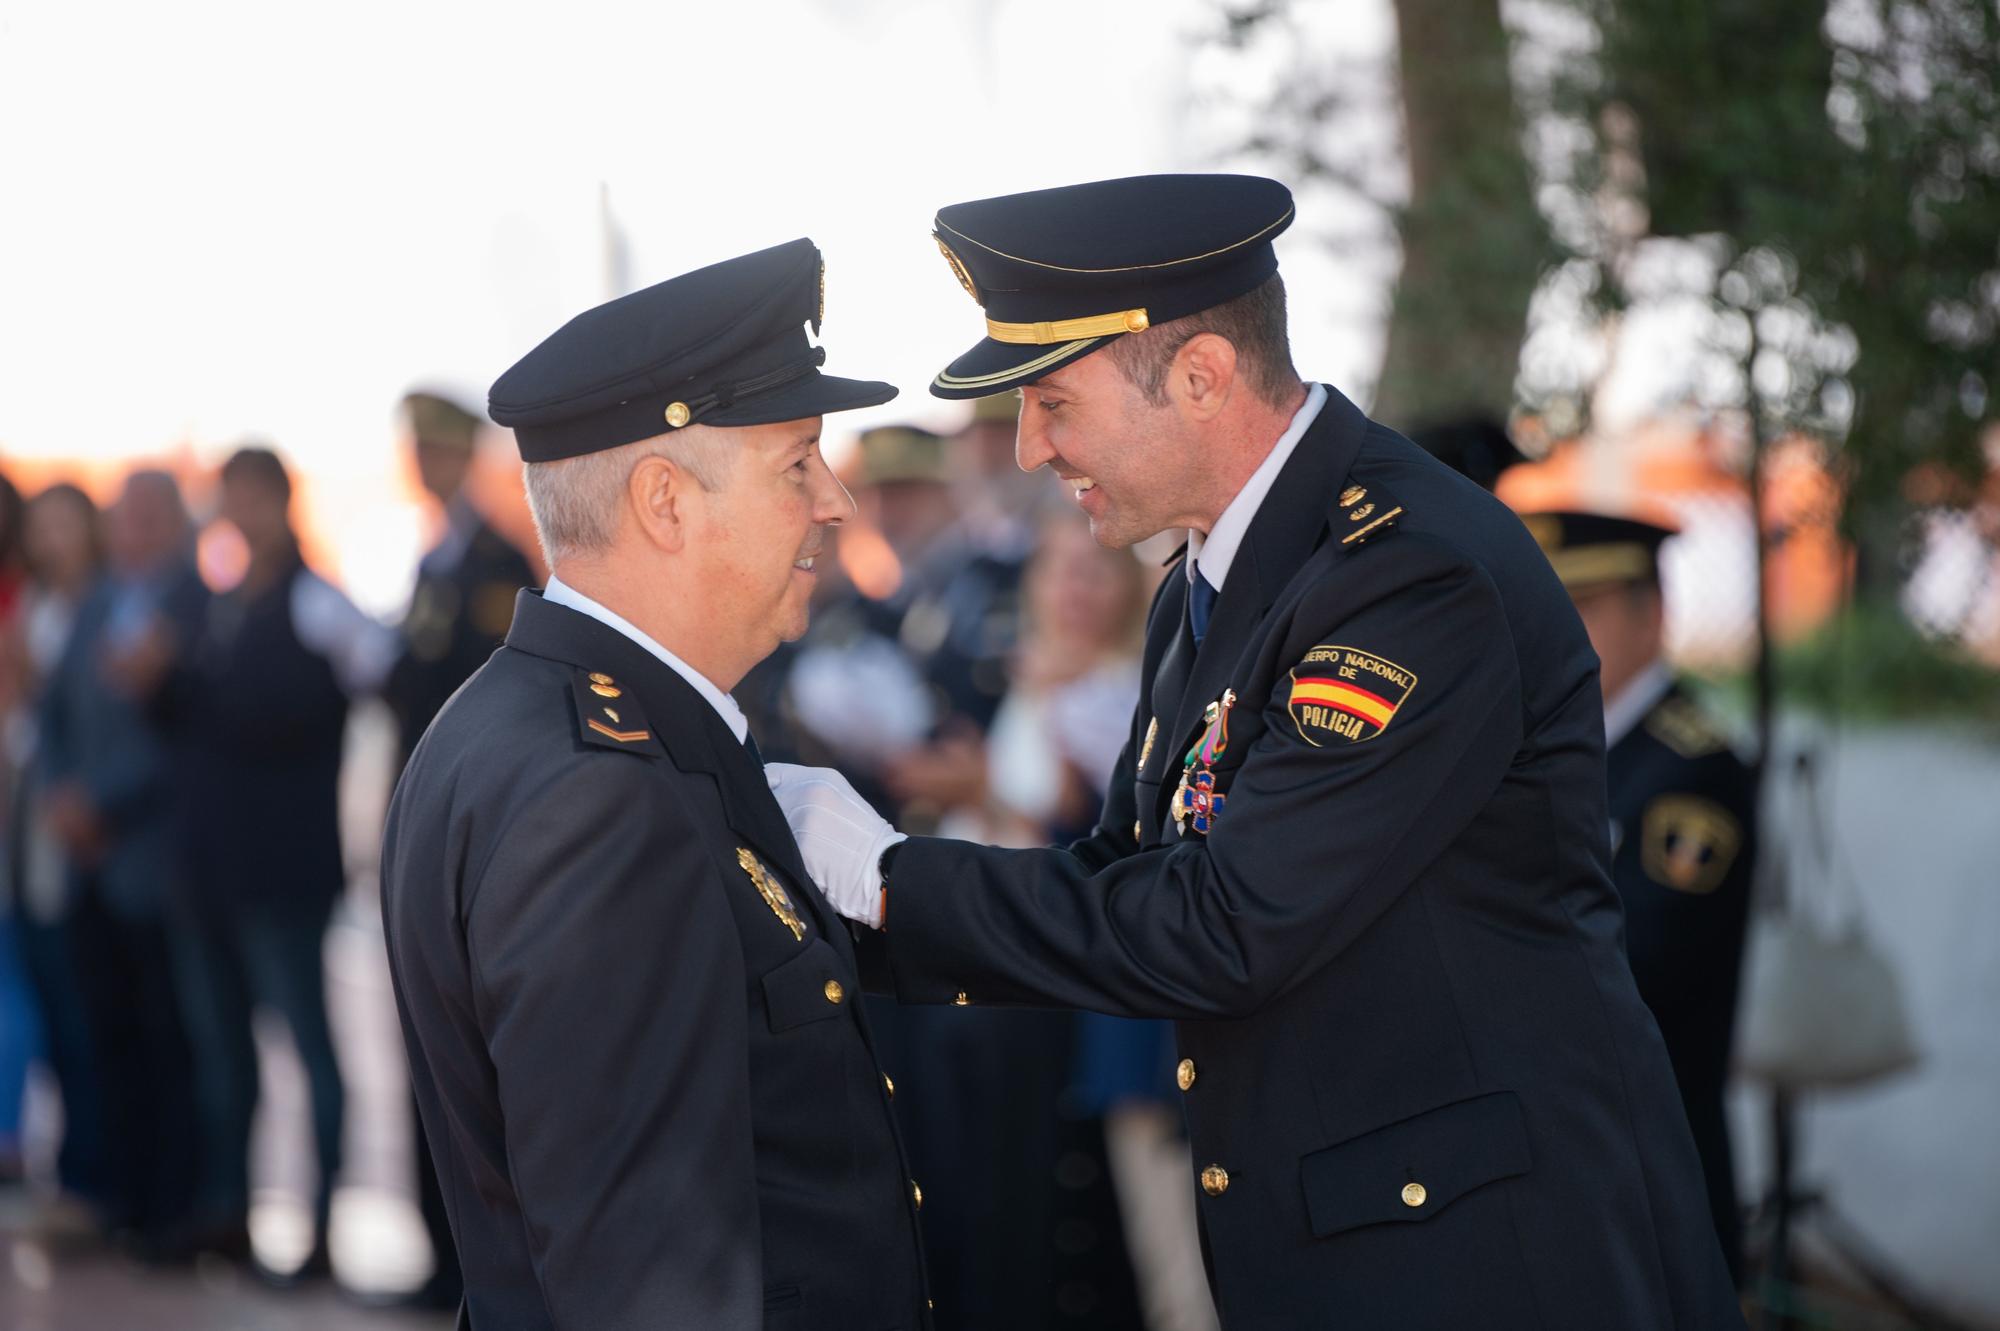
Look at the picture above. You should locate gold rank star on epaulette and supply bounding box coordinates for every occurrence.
[1336,480,1404,547]
[570,669,666,756]
[1644,696,1729,758]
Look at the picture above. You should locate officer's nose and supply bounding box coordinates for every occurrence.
[810,457,857,527]
[1015,407,1056,474]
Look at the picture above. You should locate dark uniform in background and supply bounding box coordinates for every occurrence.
[1523,510,1756,1284]
[381,390,535,1308]
[381,241,931,1329]
[855,177,1742,1329]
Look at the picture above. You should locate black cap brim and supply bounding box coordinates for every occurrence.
[930,335,1115,400]
[704,370,898,426]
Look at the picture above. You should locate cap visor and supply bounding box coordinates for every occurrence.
[929,335,1113,400]
[704,370,897,427]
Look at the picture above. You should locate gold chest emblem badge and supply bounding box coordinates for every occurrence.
[737,848,806,942]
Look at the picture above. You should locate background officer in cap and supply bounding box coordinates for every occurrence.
[1525,509,1757,1285]
[771,175,1743,1329]
[381,239,931,1329]
[380,388,535,1309]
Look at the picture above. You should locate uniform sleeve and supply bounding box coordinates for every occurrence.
[468,756,762,1330]
[881,537,1525,1020]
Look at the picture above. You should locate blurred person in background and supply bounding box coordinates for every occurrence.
[5,482,111,1230]
[0,473,32,1186]
[379,388,534,1311]
[1407,416,1526,495]
[768,425,955,804]
[35,470,205,1253]
[164,446,394,1282]
[1522,508,1756,1285]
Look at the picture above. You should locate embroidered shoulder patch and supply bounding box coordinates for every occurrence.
[1286,646,1417,745]
[1640,795,1742,894]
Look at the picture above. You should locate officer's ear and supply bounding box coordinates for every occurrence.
[626,451,692,555]
[1168,332,1238,424]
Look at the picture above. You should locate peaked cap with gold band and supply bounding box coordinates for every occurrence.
[1519,510,1677,590]
[928,174,1296,399]
[489,238,896,462]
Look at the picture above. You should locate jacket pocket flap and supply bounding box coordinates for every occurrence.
[1299,1091,1531,1238]
[762,941,848,1034]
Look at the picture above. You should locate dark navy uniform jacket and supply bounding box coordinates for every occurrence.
[382,591,930,1331]
[871,387,1743,1329]
[384,505,536,768]
[1607,680,1756,1282]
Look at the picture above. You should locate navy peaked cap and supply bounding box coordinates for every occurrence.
[1519,510,1679,589]
[927,174,1296,399]
[490,238,896,462]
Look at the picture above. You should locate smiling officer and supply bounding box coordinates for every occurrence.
[770,177,1743,1330]
[382,239,931,1330]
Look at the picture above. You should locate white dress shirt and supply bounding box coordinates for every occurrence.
[1186,381,1329,594]
[1602,659,1674,750]
[543,575,750,744]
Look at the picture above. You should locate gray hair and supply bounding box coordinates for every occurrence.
[523,426,736,566]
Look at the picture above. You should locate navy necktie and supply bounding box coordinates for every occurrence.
[1189,570,1219,648]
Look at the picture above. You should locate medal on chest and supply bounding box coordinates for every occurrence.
[1171,689,1235,837]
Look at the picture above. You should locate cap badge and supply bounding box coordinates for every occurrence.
[935,236,981,304]
[664,402,691,429]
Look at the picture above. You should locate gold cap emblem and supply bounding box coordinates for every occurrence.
[935,236,980,304]
[664,401,691,429]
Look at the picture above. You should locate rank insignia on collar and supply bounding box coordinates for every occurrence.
[1172,689,1235,837]
[737,848,806,941]
[1287,646,1416,746]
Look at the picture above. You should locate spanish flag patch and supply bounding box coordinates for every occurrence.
[1287,646,1418,745]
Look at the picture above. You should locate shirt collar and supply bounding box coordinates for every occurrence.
[1187,381,1328,591]
[543,575,749,744]
[1603,658,1674,749]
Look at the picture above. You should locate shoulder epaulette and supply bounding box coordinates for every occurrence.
[1334,478,1403,549]
[570,668,665,757]
[1644,695,1729,759]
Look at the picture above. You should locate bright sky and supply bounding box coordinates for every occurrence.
[0,0,1399,611]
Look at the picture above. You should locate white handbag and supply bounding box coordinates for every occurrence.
[1732,751,1920,1089]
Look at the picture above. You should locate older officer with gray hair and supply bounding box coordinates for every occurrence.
[382,239,931,1330]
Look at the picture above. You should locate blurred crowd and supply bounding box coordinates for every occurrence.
[0,389,1226,1329]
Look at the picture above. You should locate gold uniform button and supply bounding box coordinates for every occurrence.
[1133,820,1143,842]
[1176,1059,1196,1092]
[823,980,845,1004]
[588,672,615,685]
[883,1074,895,1099]
[590,683,622,698]
[912,1180,923,1209]
[952,991,969,1006]
[1402,1181,1428,1208]
[1200,1165,1229,1197]
[664,401,691,428]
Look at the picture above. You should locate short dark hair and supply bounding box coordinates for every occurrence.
[221,446,292,504]
[1104,273,1297,407]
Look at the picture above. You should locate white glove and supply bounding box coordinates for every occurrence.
[765,762,906,929]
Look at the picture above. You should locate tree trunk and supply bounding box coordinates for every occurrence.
[1374,0,1544,431]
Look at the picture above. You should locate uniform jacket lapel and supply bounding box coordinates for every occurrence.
[1150,387,1370,827]
[502,592,846,948]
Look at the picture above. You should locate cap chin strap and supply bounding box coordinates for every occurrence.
[667,346,828,428]
[985,308,1149,345]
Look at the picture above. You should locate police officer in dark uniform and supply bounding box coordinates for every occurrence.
[385,390,537,766]
[381,239,931,1329]
[1523,509,1756,1285]
[380,389,536,1310]
[771,175,1744,1329]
